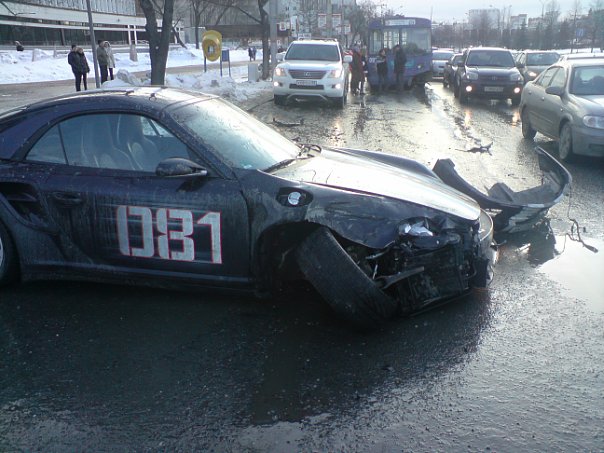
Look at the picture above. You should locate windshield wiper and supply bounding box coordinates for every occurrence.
[263,158,298,173]
[297,143,322,157]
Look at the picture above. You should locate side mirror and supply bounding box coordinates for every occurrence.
[343,54,353,63]
[545,86,564,97]
[277,53,284,62]
[517,63,525,69]
[156,157,208,177]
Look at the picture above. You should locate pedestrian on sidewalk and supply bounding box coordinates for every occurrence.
[97,39,109,83]
[103,41,116,80]
[67,46,90,91]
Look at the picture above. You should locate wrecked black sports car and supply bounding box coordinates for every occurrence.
[0,87,566,328]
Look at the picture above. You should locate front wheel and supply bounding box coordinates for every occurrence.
[295,227,398,329]
[0,220,18,286]
[454,80,460,98]
[559,122,576,162]
[521,109,537,139]
[274,95,286,106]
[511,96,521,106]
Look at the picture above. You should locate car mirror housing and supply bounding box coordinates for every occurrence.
[545,86,564,97]
[156,157,208,178]
[343,54,353,63]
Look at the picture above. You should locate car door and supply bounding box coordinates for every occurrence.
[524,66,560,134]
[24,113,251,284]
[538,66,567,138]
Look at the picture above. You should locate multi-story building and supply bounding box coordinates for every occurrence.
[0,0,146,46]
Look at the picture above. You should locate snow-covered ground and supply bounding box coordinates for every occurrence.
[0,46,273,103]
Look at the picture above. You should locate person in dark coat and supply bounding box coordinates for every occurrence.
[376,48,389,93]
[393,44,407,92]
[350,46,365,95]
[15,41,24,51]
[97,39,109,83]
[67,46,90,91]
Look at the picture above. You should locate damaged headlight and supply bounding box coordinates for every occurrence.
[397,218,461,251]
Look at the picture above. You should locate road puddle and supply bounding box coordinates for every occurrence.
[535,235,603,313]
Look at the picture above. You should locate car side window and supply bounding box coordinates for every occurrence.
[27,126,67,164]
[26,114,193,172]
[549,68,566,90]
[116,114,191,172]
[536,67,559,87]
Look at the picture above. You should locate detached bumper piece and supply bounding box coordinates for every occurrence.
[433,147,572,234]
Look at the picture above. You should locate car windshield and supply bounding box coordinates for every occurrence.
[570,66,604,95]
[433,51,453,60]
[175,98,299,170]
[527,52,559,65]
[466,50,515,67]
[286,44,340,61]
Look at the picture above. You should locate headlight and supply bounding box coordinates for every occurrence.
[274,67,286,77]
[583,115,604,129]
[464,72,478,81]
[328,68,343,78]
[510,73,523,82]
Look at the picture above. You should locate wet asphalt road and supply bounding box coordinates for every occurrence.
[1,81,603,451]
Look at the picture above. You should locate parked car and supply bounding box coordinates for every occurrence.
[515,50,560,84]
[443,53,463,88]
[520,59,604,161]
[432,49,455,78]
[558,52,604,61]
[454,47,524,104]
[272,39,352,108]
[0,87,503,329]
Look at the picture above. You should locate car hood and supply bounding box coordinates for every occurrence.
[576,94,604,109]
[276,149,481,221]
[280,60,341,70]
[470,66,517,76]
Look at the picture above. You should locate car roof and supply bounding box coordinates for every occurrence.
[0,87,217,119]
[558,52,604,60]
[289,39,340,47]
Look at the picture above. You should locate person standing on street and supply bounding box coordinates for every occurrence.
[97,39,109,83]
[350,46,365,95]
[67,44,88,92]
[376,47,389,93]
[68,46,90,91]
[103,41,116,81]
[393,44,407,93]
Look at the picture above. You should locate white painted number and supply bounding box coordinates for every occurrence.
[117,205,222,264]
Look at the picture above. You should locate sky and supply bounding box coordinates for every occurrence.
[0,46,272,103]
[390,1,580,24]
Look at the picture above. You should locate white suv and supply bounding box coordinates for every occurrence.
[273,39,352,108]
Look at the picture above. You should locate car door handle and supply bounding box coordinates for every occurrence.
[51,192,83,206]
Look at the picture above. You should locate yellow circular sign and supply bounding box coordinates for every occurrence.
[202,30,222,62]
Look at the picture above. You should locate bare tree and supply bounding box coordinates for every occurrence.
[348,1,378,46]
[139,0,175,85]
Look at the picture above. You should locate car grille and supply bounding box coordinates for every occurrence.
[289,69,327,79]
[478,74,509,82]
[289,84,325,90]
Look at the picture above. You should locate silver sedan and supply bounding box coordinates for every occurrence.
[519,59,604,162]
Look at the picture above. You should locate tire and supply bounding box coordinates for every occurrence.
[295,227,398,329]
[511,96,521,106]
[442,77,448,87]
[333,88,347,109]
[274,95,286,106]
[559,122,576,162]
[0,220,18,286]
[521,109,537,139]
[454,80,460,98]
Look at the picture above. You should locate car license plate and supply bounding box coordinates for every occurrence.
[296,80,317,86]
[484,86,504,92]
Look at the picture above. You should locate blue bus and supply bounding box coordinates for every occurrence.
[366,16,432,90]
